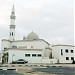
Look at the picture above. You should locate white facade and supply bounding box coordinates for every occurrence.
[52,44,75,63]
[5,49,42,63]
[2,39,54,64]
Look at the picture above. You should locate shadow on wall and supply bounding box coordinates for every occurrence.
[72,60,75,64]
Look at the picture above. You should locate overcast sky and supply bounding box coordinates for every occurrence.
[0,0,74,51]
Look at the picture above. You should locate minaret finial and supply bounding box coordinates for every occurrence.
[32,30,33,33]
[10,5,16,24]
[12,4,15,13]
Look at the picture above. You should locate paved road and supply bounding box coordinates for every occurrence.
[33,66,75,75]
[0,70,23,75]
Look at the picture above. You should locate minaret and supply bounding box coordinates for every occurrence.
[9,5,16,41]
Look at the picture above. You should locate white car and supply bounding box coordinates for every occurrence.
[15,59,28,64]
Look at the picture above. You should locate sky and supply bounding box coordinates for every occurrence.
[0,0,74,51]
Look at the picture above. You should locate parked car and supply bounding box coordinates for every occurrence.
[72,60,75,64]
[13,59,28,64]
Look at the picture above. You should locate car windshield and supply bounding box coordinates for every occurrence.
[18,59,24,61]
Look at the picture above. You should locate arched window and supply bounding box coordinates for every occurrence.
[61,49,63,55]
[12,32,13,36]
[10,32,11,36]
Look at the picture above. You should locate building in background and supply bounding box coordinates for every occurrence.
[52,44,75,63]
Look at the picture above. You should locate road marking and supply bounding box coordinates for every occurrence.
[0,68,17,71]
[3,69,7,70]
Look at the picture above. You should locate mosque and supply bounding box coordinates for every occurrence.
[1,5,75,64]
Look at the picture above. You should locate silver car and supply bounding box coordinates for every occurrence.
[15,59,28,64]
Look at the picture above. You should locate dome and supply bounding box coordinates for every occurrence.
[27,31,39,40]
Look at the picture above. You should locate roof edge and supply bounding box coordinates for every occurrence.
[52,44,75,47]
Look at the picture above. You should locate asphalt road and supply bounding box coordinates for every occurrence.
[0,70,23,75]
[33,66,75,75]
[0,66,75,75]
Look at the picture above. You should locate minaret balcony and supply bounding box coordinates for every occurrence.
[10,25,15,29]
[10,16,16,19]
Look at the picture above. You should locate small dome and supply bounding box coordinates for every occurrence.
[27,31,39,40]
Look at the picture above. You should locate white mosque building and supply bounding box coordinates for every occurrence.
[1,5,57,64]
[1,5,75,64]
